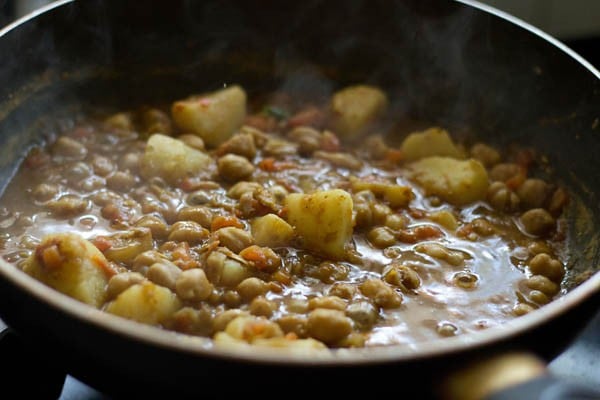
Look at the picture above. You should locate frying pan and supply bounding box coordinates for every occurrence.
[0,0,599,398]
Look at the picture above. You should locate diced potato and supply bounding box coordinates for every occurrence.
[407,156,489,205]
[330,84,388,139]
[97,227,153,266]
[350,178,413,208]
[140,133,213,185]
[251,213,295,248]
[105,281,181,325]
[171,85,247,147]
[214,332,328,355]
[400,127,465,161]
[284,189,354,260]
[22,232,116,308]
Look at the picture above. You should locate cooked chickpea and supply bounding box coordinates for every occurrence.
[46,195,90,218]
[287,126,321,155]
[213,309,248,332]
[134,215,169,239]
[146,261,182,290]
[32,183,59,202]
[367,226,397,248]
[52,136,87,159]
[382,263,421,291]
[528,253,565,283]
[471,217,495,236]
[385,214,408,230]
[359,278,403,309]
[470,142,500,167]
[132,250,167,274]
[222,290,242,308]
[177,206,213,228]
[168,306,213,336]
[236,277,269,301]
[106,171,137,191]
[217,154,255,182]
[437,321,458,337]
[175,268,213,301]
[489,163,521,182]
[453,271,479,289]
[214,227,254,253]
[106,272,146,300]
[306,308,353,344]
[346,301,379,331]
[520,208,556,236]
[217,132,257,159]
[516,178,551,210]
[525,274,560,296]
[513,302,536,316]
[328,283,357,300]
[177,134,205,151]
[487,181,520,212]
[249,296,276,317]
[308,296,347,311]
[528,290,550,305]
[168,221,209,245]
[276,315,308,337]
[527,241,552,256]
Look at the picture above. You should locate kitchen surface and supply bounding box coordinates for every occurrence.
[0,1,599,399]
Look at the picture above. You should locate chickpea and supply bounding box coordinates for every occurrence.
[106,171,137,191]
[453,271,479,289]
[470,143,500,167]
[520,208,556,237]
[528,290,550,305]
[213,309,248,333]
[516,178,551,210]
[222,290,242,308]
[489,163,521,182]
[134,214,169,240]
[51,136,87,159]
[217,154,255,182]
[329,283,358,300]
[385,214,408,230]
[276,315,308,337]
[249,296,276,317]
[177,134,205,151]
[359,278,403,309]
[227,181,261,199]
[106,272,146,300]
[32,183,59,202]
[367,226,397,248]
[217,132,257,159]
[287,126,321,155]
[146,261,182,290]
[528,253,565,283]
[46,195,90,218]
[471,217,495,236]
[91,155,115,176]
[132,250,167,274]
[65,161,93,183]
[168,306,213,336]
[487,181,520,212]
[382,263,421,291]
[346,301,379,331]
[214,227,254,253]
[525,274,560,296]
[236,277,269,301]
[177,206,213,228]
[168,221,209,245]
[306,308,353,345]
[527,241,552,256]
[175,268,213,302]
[513,302,536,316]
[119,152,141,172]
[308,296,347,311]
[437,321,459,337]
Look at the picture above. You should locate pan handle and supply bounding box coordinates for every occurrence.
[440,352,600,400]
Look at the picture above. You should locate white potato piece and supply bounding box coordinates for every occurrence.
[330,84,388,139]
[400,127,465,161]
[22,232,116,308]
[214,332,327,355]
[171,85,247,147]
[407,156,489,205]
[105,281,181,325]
[251,213,295,248]
[284,189,354,260]
[140,133,213,185]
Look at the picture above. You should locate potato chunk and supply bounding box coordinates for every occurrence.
[140,134,213,185]
[407,156,489,205]
[251,213,294,248]
[330,84,387,139]
[400,127,464,161]
[22,232,116,308]
[284,189,354,259]
[171,85,247,147]
[105,281,181,325]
